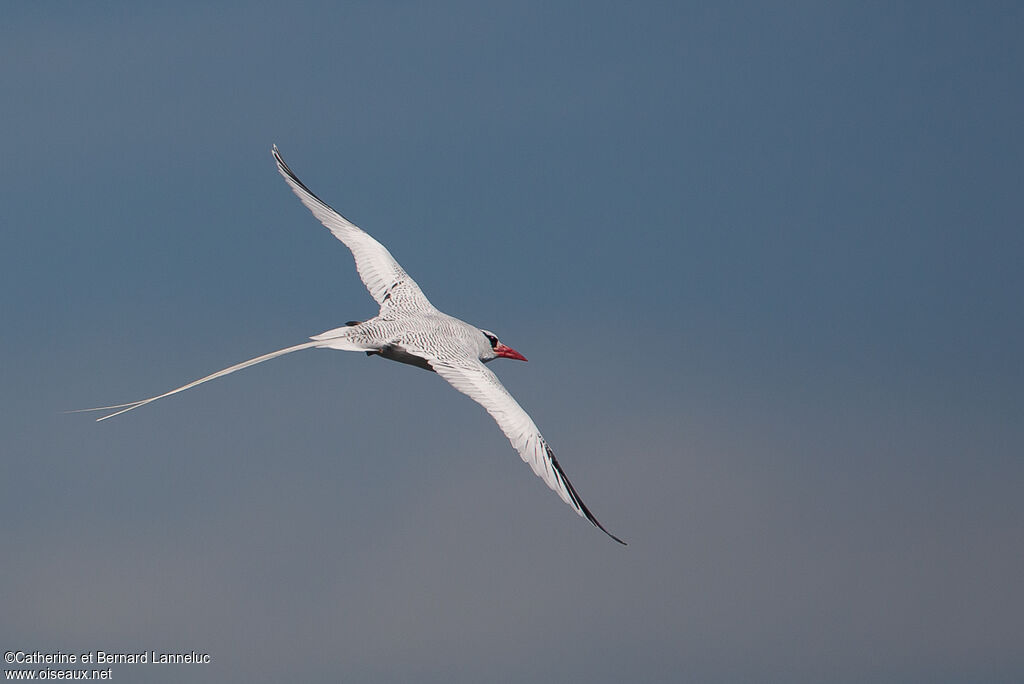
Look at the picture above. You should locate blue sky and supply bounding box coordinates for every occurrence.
[2,2,1022,683]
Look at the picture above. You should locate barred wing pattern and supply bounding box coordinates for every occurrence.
[428,357,626,545]
[273,145,432,313]
[77,147,624,545]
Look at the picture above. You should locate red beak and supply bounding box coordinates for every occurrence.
[494,343,527,362]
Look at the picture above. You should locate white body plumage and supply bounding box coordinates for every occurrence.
[77,146,624,545]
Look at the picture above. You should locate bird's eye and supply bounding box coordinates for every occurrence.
[483,332,498,348]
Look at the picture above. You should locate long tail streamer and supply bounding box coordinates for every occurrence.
[68,340,321,421]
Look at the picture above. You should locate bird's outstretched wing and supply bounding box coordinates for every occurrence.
[273,145,433,313]
[427,357,626,544]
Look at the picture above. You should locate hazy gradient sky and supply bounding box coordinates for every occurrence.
[2,3,1022,683]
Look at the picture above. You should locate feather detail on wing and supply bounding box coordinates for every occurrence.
[272,145,432,313]
[427,357,626,544]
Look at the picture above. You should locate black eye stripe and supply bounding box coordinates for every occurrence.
[483,332,498,347]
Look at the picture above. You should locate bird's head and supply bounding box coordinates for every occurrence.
[479,329,527,363]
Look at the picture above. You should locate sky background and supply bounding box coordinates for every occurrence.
[2,2,1022,682]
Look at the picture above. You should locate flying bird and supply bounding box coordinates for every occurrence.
[78,146,625,545]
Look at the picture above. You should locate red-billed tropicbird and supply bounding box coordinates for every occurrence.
[78,146,625,544]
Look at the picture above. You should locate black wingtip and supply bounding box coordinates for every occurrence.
[271,144,292,178]
[603,527,628,546]
[270,144,341,215]
[590,515,627,545]
[543,443,627,545]
[271,144,298,182]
